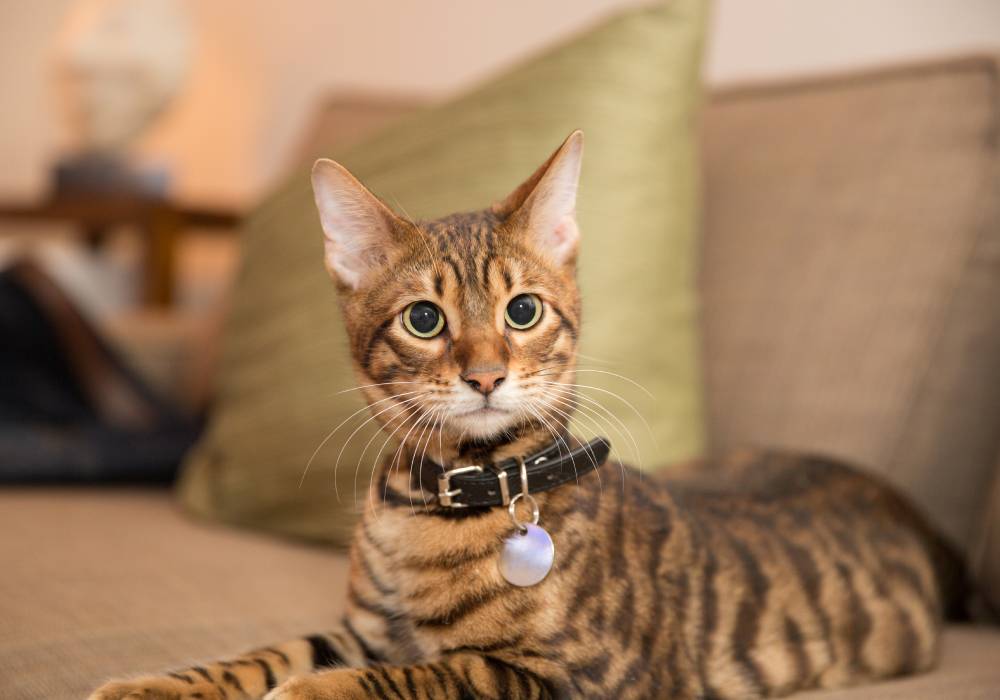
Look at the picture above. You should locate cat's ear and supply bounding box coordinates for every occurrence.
[311,158,408,290]
[494,130,584,266]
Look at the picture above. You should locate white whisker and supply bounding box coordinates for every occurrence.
[539,380,658,452]
[538,368,656,400]
[333,380,422,395]
[530,397,605,492]
[337,394,425,512]
[537,390,630,491]
[540,383,644,474]
[300,389,424,497]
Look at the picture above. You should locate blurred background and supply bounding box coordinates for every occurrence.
[3,0,1000,322]
[5,2,1000,698]
[1,0,999,425]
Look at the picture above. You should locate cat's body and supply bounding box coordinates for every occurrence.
[346,445,956,699]
[90,132,961,700]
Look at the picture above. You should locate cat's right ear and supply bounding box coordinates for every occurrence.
[311,159,407,290]
[493,130,584,267]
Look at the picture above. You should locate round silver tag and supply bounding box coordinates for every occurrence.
[499,523,554,587]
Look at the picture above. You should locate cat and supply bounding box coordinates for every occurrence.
[89,131,964,700]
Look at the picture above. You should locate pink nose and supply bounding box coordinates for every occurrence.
[461,368,506,396]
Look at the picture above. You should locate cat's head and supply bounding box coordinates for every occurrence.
[311,131,583,449]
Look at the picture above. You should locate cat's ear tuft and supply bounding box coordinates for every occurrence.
[495,130,584,266]
[311,158,407,290]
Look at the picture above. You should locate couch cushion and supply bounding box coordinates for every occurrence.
[0,489,349,700]
[1,490,999,700]
[700,56,1000,551]
[177,0,710,545]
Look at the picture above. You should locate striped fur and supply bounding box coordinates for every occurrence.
[89,134,961,699]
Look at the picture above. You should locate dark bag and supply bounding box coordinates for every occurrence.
[0,260,200,482]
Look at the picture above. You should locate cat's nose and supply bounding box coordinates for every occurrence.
[461,368,506,396]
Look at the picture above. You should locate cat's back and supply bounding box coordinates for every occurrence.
[654,449,962,697]
[663,449,908,520]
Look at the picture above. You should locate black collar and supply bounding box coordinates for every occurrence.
[430,437,611,509]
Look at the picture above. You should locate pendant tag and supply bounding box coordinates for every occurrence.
[500,523,554,587]
[497,456,554,586]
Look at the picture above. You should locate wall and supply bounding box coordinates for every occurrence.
[2,0,999,207]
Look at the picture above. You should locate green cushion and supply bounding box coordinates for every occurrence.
[177,0,709,545]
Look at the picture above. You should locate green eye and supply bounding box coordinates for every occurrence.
[402,301,445,338]
[505,293,542,330]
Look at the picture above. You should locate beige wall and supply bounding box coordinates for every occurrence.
[2,0,1000,207]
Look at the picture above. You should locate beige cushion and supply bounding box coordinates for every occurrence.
[2,489,999,700]
[699,55,1000,550]
[177,0,710,546]
[0,490,349,700]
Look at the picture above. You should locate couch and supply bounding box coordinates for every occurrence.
[3,54,1000,699]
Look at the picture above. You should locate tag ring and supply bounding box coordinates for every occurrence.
[508,493,539,533]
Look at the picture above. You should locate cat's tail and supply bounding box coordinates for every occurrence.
[919,523,972,622]
[911,504,1000,623]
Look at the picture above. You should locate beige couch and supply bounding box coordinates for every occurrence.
[3,55,1000,698]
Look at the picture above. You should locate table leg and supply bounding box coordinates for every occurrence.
[144,208,181,307]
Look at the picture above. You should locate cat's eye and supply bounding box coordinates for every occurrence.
[402,301,445,338]
[505,293,542,330]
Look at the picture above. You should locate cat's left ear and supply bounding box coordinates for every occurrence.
[311,158,410,290]
[494,130,584,266]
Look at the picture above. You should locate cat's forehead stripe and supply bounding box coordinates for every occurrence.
[414,209,515,317]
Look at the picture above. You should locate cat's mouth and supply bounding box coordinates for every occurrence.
[449,404,516,438]
[454,406,508,421]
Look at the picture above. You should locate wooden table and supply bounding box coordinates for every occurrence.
[0,194,242,307]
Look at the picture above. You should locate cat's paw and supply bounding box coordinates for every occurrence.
[87,676,226,700]
[264,671,363,700]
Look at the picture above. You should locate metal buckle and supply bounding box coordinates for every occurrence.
[437,464,483,508]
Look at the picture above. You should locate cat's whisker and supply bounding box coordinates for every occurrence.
[368,407,425,520]
[537,368,656,400]
[523,363,575,378]
[530,396,608,493]
[406,406,442,514]
[404,410,432,514]
[354,400,422,513]
[415,407,445,514]
[354,411,413,518]
[539,383,645,474]
[537,391,631,491]
[339,393,425,475]
[341,395,425,514]
[573,351,615,365]
[384,403,438,513]
[539,380,659,452]
[334,381,423,395]
[301,389,425,498]
[523,402,584,490]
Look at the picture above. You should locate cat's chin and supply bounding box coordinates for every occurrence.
[447,407,518,440]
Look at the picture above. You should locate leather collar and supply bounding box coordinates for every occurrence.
[431,437,611,509]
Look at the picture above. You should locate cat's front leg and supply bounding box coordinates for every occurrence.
[87,623,375,700]
[266,652,557,700]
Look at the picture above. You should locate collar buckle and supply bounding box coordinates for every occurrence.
[437,464,483,508]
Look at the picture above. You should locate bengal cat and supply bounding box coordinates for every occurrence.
[90,131,964,700]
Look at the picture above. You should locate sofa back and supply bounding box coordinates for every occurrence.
[699,56,1000,553]
[297,56,1000,562]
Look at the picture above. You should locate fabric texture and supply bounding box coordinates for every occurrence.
[699,55,1000,552]
[178,0,709,544]
[2,489,999,700]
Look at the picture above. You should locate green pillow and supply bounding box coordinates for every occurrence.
[178,0,708,545]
